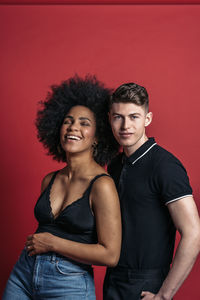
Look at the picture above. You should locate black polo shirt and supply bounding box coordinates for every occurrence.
[108,137,192,269]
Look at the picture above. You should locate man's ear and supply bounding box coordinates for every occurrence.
[145,112,153,127]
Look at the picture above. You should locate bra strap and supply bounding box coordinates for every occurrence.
[47,170,59,189]
[86,173,111,194]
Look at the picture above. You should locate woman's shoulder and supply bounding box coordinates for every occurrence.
[90,172,119,209]
[41,170,58,193]
[90,171,115,194]
[88,164,112,185]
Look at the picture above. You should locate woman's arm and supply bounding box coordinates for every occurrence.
[26,176,122,267]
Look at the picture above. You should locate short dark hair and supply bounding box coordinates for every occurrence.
[36,75,119,166]
[109,82,149,112]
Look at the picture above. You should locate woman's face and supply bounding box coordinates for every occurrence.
[60,105,97,156]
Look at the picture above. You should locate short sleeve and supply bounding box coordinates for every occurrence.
[154,154,193,205]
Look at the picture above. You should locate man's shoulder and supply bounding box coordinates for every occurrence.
[151,141,192,202]
[151,142,188,178]
[152,143,182,165]
[107,152,123,174]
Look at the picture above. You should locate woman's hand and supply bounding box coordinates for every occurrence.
[25,232,54,256]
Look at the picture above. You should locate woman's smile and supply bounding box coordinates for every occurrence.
[60,105,96,154]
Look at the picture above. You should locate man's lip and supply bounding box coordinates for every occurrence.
[119,132,133,136]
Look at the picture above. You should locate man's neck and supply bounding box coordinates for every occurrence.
[124,135,148,157]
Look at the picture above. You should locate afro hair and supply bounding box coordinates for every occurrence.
[36,75,119,166]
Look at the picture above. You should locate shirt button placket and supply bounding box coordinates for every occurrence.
[118,165,127,198]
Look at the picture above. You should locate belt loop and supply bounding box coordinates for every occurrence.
[51,253,56,263]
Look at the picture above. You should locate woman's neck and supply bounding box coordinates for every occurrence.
[65,152,96,179]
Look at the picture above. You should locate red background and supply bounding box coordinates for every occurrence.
[0,3,200,299]
[1,0,200,4]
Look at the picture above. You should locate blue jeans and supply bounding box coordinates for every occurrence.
[3,248,96,299]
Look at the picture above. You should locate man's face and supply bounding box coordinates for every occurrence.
[109,102,152,156]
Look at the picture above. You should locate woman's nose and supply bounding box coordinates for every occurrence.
[67,121,79,131]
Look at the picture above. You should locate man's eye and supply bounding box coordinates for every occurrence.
[114,115,121,120]
[131,115,138,119]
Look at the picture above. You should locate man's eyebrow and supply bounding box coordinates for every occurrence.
[112,112,123,116]
[129,112,141,116]
[112,112,141,116]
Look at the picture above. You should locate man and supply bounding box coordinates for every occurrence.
[103,83,200,300]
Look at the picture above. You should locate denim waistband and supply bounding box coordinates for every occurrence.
[107,266,170,280]
[23,248,92,271]
[37,251,73,261]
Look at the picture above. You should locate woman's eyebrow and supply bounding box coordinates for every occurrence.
[79,117,92,122]
[64,115,92,122]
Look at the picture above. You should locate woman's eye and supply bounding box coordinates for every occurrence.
[80,122,90,126]
[63,119,72,124]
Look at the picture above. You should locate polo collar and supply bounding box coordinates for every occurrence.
[122,137,157,165]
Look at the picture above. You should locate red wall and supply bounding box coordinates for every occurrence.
[1,4,200,299]
[1,0,200,4]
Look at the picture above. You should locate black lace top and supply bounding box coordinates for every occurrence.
[34,171,109,244]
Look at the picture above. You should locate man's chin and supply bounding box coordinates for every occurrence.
[119,142,133,148]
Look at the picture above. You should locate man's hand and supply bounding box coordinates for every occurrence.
[141,291,162,300]
[25,232,54,256]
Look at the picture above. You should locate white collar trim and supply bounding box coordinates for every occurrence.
[132,143,157,166]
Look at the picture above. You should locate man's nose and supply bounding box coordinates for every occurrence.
[121,117,130,129]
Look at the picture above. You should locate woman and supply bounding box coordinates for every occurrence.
[3,75,121,300]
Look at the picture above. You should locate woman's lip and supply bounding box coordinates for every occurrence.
[64,134,82,140]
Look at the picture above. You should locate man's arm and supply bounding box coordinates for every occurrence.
[142,196,200,300]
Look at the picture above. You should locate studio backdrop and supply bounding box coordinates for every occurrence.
[0,1,200,299]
